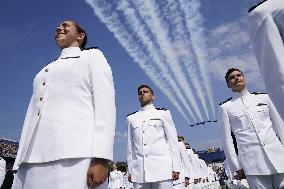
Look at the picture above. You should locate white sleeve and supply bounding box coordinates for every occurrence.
[88,49,116,161]
[180,143,191,178]
[0,158,6,187]
[218,106,241,173]
[127,118,133,175]
[163,110,181,173]
[248,4,284,120]
[267,95,284,144]
[13,95,34,170]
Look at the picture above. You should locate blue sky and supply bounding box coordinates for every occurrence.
[0,0,263,161]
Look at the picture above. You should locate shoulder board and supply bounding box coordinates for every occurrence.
[127,111,138,117]
[248,0,267,13]
[155,108,168,111]
[252,92,267,95]
[61,56,80,59]
[82,47,99,51]
[219,97,232,105]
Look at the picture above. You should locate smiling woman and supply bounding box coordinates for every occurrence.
[55,20,87,49]
[11,20,116,189]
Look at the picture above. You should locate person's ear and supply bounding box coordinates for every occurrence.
[77,33,85,43]
[226,82,231,89]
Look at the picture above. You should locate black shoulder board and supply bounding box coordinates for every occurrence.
[252,92,267,95]
[155,108,168,111]
[82,47,99,50]
[248,0,267,13]
[61,56,80,59]
[219,97,232,105]
[127,111,138,117]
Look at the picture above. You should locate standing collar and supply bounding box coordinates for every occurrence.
[60,47,81,58]
[232,89,250,99]
[140,103,155,111]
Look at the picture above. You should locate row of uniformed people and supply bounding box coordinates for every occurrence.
[108,163,133,189]
[186,147,220,189]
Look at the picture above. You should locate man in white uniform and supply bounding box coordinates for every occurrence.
[219,68,284,189]
[173,136,190,189]
[248,0,284,120]
[184,144,200,189]
[127,85,181,189]
[12,20,116,189]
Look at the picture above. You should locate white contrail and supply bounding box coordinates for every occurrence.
[179,0,216,117]
[132,0,204,121]
[116,0,199,121]
[85,0,192,123]
[157,0,210,119]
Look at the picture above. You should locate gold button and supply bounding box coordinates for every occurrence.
[256,130,260,133]
[37,111,40,116]
[262,143,265,146]
[42,82,46,86]
[143,131,145,133]
[39,96,43,101]
[45,68,49,72]
[144,143,146,146]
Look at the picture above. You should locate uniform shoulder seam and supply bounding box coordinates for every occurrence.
[155,107,168,111]
[127,111,138,117]
[219,97,232,105]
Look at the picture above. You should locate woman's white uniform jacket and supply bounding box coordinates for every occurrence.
[127,104,181,183]
[13,47,116,169]
[218,89,284,175]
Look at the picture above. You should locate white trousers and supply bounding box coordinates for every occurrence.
[248,0,284,120]
[246,173,284,189]
[133,179,172,189]
[11,158,108,189]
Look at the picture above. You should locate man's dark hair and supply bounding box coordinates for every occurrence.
[178,136,184,141]
[225,68,243,83]
[137,84,154,95]
[73,21,87,49]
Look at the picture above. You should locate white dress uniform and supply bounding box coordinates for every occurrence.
[0,157,6,187]
[122,172,133,189]
[173,141,191,189]
[218,89,284,189]
[127,104,181,189]
[12,47,116,189]
[109,169,123,189]
[185,149,201,189]
[248,0,284,120]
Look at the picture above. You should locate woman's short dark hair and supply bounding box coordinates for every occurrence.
[225,68,243,83]
[72,21,87,49]
[137,84,154,95]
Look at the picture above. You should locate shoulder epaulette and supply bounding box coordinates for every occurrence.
[61,56,80,59]
[219,97,232,105]
[248,0,267,13]
[82,47,99,51]
[127,111,138,117]
[252,92,267,95]
[155,108,168,111]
